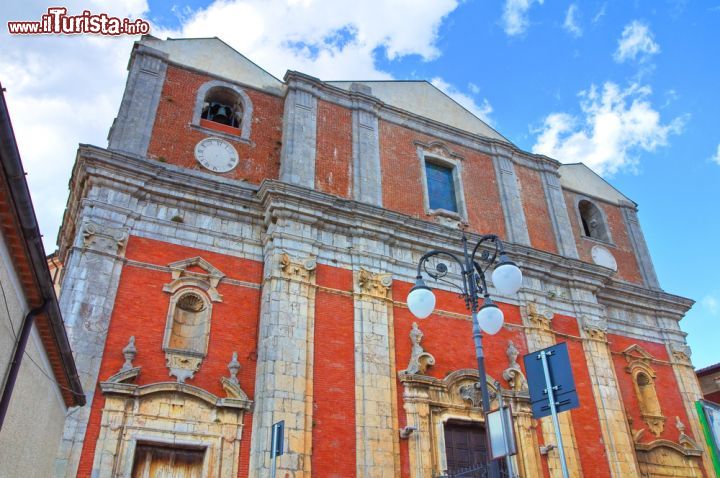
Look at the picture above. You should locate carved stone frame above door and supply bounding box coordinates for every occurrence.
[399,369,541,478]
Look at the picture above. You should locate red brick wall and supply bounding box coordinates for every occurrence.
[315,100,352,198]
[379,121,506,238]
[563,191,643,284]
[147,65,284,184]
[516,166,557,253]
[75,236,262,477]
[312,265,356,476]
[608,333,695,444]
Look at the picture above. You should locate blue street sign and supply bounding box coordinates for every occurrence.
[271,420,284,458]
[523,342,579,419]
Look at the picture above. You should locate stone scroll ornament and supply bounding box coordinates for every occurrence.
[502,340,528,391]
[403,322,435,375]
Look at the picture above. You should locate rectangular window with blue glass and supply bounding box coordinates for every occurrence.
[425,161,458,212]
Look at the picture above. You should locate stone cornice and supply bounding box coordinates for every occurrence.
[59,146,694,321]
[58,144,261,260]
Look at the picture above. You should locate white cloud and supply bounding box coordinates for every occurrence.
[0,0,461,249]
[614,20,660,63]
[468,82,480,94]
[702,294,720,315]
[563,4,582,37]
[592,3,607,23]
[501,0,544,36]
[532,82,687,176]
[431,77,494,125]
[711,144,720,165]
[172,0,459,80]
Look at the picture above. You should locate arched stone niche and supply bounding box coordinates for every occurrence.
[93,379,252,478]
[162,257,225,382]
[399,369,541,478]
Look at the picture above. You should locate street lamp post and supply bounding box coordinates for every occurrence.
[406,232,522,478]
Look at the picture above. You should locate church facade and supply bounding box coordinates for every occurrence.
[52,35,712,477]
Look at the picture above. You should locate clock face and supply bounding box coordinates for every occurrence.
[591,245,617,271]
[194,138,239,173]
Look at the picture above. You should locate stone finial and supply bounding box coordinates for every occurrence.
[228,351,241,384]
[121,336,137,372]
[402,323,435,375]
[502,340,528,391]
[675,416,685,433]
[676,416,699,449]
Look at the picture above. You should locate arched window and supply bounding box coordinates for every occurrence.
[200,86,243,128]
[192,80,253,141]
[578,199,610,242]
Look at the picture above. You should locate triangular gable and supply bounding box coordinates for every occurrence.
[559,163,635,206]
[328,80,509,143]
[140,35,284,94]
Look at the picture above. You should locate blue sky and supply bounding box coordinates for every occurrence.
[1,0,718,367]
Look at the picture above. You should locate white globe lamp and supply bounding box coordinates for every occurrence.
[407,278,436,319]
[477,300,504,335]
[491,255,523,296]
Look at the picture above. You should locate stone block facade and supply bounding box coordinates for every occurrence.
[52,35,711,477]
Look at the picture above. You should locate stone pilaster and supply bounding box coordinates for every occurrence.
[279,76,318,188]
[540,169,579,259]
[491,146,530,246]
[619,202,660,289]
[108,44,168,157]
[350,84,383,207]
[579,315,641,478]
[522,300,584,478]
[248,249,318,478]
[353,267,398,477]
[667,341,715,475]
[54,220,129,477]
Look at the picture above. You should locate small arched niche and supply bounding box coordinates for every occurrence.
[166,290,211,354]
[578,199,611,242]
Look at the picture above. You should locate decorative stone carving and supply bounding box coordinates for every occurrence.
[221,352,250,401]
[120,336,136,372]
[527,301,553,330]
[227,351,241,384]
[676,416,699,450]
[162,256,224,302]
[623,344,666,437]
[669,342,692,365]
[357,268,392,299]
[581,315,608,341]
[502,340,528,391]
[81,221,129,253]
[459,383,484,409]
[402,323,435,375]
[279,252,316,280]
[165,353,203,383]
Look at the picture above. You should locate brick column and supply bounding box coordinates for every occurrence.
[522,301,584,478]
[579,316,641,478]
[54,220,129,477]
[353,268,399,477]
[249,250,317,477]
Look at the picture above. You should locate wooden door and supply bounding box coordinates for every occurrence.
[131,444,204,478]
[444,420,508,477]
